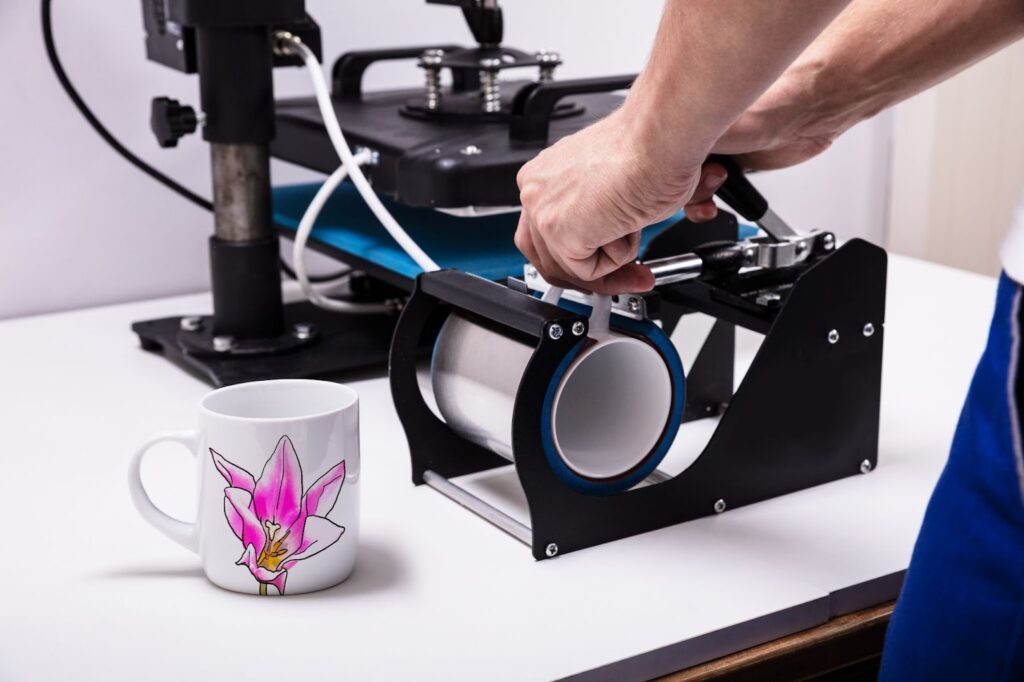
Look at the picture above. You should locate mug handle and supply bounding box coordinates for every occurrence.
[128,430,200,553]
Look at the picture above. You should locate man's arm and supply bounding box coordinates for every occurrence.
[709,0,1024,174]
[515,0,851,294]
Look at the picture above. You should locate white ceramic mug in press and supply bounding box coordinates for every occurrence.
[430,291,678,491]
[128,379,360,596]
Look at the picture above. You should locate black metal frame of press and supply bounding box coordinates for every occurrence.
[389,239,887,560]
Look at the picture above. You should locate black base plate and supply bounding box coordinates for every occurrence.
[132,301,398,387]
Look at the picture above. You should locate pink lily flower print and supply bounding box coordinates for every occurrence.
[210,436,346,595]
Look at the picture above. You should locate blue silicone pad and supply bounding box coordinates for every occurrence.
[273,182,690,281]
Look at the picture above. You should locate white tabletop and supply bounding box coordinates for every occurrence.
[0,255,997,681]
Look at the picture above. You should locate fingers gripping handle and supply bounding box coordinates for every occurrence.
[128,430,200,553]
[706,155,769,223]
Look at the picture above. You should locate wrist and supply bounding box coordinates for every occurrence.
[617,78,721,186]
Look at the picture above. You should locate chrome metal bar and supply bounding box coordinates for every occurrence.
[210,143,272,242]
[643,469,673,485]
[758,207,799,240]
[423,470,532,545]
[646,253,705,286]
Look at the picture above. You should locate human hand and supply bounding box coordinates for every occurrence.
[515,108,723,295]
[684,67,856,223]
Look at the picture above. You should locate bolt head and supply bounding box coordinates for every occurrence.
[714,499,727,514]
[524,264,537,278]
[460,145,483,156]
[627,297,641,313]
[548,324,564,340]
[545,543,559,558]
[828,329,840,345]
[420,48,444,66]
[863,323,875,337]
[860,459,873,474]
[571,321,586,337]
[822,234,836,251]
[212,335,235,353]
[293,323,315,341]
[179,316,203,332]
[480,57,502,69]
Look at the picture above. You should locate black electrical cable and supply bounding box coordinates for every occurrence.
[40,0,350,283]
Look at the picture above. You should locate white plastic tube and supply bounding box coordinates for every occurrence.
[291,151,394,314]
[280,33,440,273]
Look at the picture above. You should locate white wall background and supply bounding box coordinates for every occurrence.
[887,43,1024,276]
[0,0,892,320]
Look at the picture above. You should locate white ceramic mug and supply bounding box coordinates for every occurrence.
[430,292,677,489]
[128,379,360,596]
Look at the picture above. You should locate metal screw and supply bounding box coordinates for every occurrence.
[795,242,807,256]
[536,49,560,81]
[420,49,444,111]
[548,324,564,340]
[212,335,235,353]
[293,323,315,341]
[545,542,559,558]
[756,292,781,307]
[863,323,875,338]
[479,58,502,113]
[860,459,873,474]
[828,329,840,344]
[822,234,836,251]
[714,499,727,514]
[179,316,202,332]
[627,297,641,313]
[460,145,483,156]
[571,321,586,337]
[524,264,537,278]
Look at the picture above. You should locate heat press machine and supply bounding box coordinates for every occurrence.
[131,0,658,386]
[121,1,884,558]
[388,156,887,560]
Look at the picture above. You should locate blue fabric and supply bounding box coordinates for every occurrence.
[273,182,759,281]
[880,274,1024,680]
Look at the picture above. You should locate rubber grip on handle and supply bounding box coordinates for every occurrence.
[707,155,769,223]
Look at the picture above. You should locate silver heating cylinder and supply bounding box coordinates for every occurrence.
[430,314,675,484]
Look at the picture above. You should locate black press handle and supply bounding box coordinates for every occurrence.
[707,155,769,224]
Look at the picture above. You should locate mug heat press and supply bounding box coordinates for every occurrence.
[389,157,886,560]
[68,0,887,559]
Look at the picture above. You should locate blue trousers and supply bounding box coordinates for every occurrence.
[880,275,1024,680]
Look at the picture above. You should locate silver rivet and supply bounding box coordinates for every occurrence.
[823,234,836,251]
[860,459,873,474]
[627,297,641,313]
[714,499,727,514]
[545,543,559,558]
[460,145,483,156]
[293,323,315,340]
[863,323,875,337]
[525,264,537,278]
[571,321,586,337]
[828,329,840,344]
[212,335,235,353]
[179,316,202,332]
[548,324,563,340]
